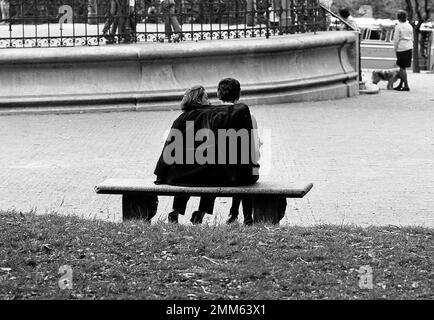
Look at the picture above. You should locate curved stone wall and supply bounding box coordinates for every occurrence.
[0,31,358,114]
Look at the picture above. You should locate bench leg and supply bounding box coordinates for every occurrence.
[253,196,287,225]
[122,194,158,222]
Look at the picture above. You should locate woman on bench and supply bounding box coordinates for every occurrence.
[155,85,216,224]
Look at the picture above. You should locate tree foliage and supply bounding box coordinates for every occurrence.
[331,0,407,19]
[404,0,433,72]
[405,0,433,23]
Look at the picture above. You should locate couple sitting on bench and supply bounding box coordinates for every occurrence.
[154,78,270,225]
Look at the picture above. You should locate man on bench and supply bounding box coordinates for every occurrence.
[154,78,267,225]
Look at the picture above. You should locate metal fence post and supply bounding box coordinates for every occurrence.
[359,32,363,84]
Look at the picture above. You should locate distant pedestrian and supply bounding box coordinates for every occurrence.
[102,0,122,44]
[124,0,137,43]
[338,7,359,31]
[0,0,10,24]
[102,0,136,44]
[319,0,333,30]
[393,10,413,91]
[160,0,183,42]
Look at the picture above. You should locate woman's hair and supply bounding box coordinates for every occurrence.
[397,10,407,22]
[180,85,208,111]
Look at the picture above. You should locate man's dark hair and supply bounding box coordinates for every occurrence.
[397,10,407,22]
[338,8,350,19]
[217,78,241,103]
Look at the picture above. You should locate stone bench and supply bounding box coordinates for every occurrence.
[95,178,313,224]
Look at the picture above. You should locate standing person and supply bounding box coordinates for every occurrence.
[123,0,137,44]
[102,0,119,44]
[0,0,10,24]
[160,0,182,42]
[102,0,133,44]
[338,7,359,31]
[393,10,413,91]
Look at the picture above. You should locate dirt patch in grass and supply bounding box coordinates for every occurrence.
[0,211,432,299]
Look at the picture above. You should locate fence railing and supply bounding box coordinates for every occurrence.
[0,0,326,49]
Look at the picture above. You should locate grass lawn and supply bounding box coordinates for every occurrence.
[0,211,432,300]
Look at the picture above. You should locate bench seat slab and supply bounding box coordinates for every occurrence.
[95,179,313,198]
[95,179,313,223]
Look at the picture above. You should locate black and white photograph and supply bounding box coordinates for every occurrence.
[0,0,433,311]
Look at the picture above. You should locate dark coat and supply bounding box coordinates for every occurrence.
[154,103,259,187]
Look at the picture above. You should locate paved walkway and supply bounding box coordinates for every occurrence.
[1,71,433,227]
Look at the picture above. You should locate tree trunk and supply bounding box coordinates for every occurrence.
[413,26,420,73]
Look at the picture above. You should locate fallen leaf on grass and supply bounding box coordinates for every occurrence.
[202,256,220,265]
[117,231,131,236]
[201,286,213,295]
[42,244,54,252]
[295,257,309,264]
[228,239,238,245]
[387,225,401,230]
[376,282,387,289]
[264,226,279,232]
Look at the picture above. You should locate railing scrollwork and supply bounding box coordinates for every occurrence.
[0,0,326,49]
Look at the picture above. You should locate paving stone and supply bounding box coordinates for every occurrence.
[0,71,433,227]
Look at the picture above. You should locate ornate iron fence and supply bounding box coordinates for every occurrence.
[0,0,326,49]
